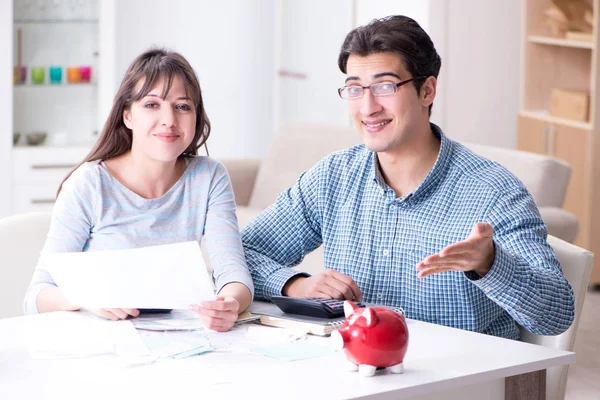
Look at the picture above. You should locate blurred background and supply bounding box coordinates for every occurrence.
[0,2,598,398]
[0,0,521,217]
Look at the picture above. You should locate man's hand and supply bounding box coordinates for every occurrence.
[416,222,496,278]
[189,295,240,332]
[90,308,140,320]
[282,270,362,301]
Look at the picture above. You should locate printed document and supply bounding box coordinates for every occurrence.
[44,241,215,309]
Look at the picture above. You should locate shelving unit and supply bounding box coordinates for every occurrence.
[9,0,100,214]
[518,0,600,285]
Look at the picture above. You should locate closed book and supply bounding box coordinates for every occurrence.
[253,305,404,336]
[252,308,344,336]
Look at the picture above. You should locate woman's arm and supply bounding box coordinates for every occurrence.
[189,160,254,331]
[24,165,95,314]
[36,286,80,313]
[218,281,252,312]
[189,282,252,331]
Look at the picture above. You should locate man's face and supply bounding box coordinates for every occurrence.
[345,52,434,155]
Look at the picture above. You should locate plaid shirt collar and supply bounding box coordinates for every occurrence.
[370,123,452,203]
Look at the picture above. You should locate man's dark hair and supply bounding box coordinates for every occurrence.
[338,15,442,115]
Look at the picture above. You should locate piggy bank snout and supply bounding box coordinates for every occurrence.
[331,329,348,350]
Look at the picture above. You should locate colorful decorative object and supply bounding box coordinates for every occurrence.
[79,65,91,83]
[31,67,45,84]
[13,66,27,84]
[67,66,80,83]
[49,66,62,84]
[331,301,409,377]
[13,27,26,85]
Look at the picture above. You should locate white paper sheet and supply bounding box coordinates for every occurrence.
[44,241,215,309]
[131,309,207,331]
[139,330,212,359]
[26,311,149,359]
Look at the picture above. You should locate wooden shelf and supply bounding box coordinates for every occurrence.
[14,19,98,24]
[527,35,594,49]
[13,83,96,88]
[519,110,592,130]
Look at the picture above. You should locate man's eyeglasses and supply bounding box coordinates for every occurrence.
[337,76,427,100]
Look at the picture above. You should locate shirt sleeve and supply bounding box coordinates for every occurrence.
[23,165,96,315]
[241,160,326,300]
[467,187,575,335]
[204,161,254,299]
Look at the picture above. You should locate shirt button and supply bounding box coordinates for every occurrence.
[383,249,389,256]
[484,287,492,293]
[376,293,383,299]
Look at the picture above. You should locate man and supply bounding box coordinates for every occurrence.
[242,15,574,339]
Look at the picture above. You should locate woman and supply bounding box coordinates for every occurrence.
[23,48,253,332]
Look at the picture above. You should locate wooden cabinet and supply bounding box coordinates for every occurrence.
[517,116,547,154]
[519,0,600,285]
[518,116,591,250]
[552,124,590,244]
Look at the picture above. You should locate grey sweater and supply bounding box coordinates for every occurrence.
[24,156,254,314]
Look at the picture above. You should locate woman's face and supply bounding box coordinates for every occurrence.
[123,75,197,163]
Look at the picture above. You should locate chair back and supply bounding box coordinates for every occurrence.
[464,143,571,208]
[0,212,52,318]
[519,235,593,400]
[249,121,359,209]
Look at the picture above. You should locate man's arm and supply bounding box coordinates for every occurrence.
[242,166,324,300]
[469,188,574,335]
[416,187,574,336]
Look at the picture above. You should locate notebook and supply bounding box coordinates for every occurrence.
[253,308,344,336]
[252,304,405,337]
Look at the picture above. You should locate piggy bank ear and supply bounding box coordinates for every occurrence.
[344,300,358,318]
[363,308,378,327]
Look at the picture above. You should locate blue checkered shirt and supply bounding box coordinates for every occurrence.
[242,124,575,339]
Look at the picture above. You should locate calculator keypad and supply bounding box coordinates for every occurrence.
[271,296,365,319]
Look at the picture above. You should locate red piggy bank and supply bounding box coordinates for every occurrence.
[331,301,409,377]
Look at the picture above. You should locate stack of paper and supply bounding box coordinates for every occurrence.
[131,310,260,332]
[132,310,206,331]
[138,330,212,360]
[26,311,149,359]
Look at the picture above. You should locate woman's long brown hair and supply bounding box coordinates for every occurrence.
[57,48,211,196]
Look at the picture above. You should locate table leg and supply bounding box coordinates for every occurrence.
[505,369,546,400]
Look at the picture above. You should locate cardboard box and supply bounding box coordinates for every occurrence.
[550,89,589,122]
[565,31,593,42]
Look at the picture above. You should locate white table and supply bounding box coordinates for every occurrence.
[0,304,574,400]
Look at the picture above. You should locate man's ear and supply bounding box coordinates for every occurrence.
[123,109,133,129]
[421,76,437,108]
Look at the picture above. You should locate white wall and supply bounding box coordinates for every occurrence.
[354,0,521,149]
[443,0,521,148]
[356,0,431,31]
[355,0,447,130]
[112,0,275,159]
[0,0,13,218]
[275,0,352,127]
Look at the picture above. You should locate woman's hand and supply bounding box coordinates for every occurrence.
[90,308,140,320]
[189,295,240,332]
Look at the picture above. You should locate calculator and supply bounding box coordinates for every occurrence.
[270,296,365,319]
